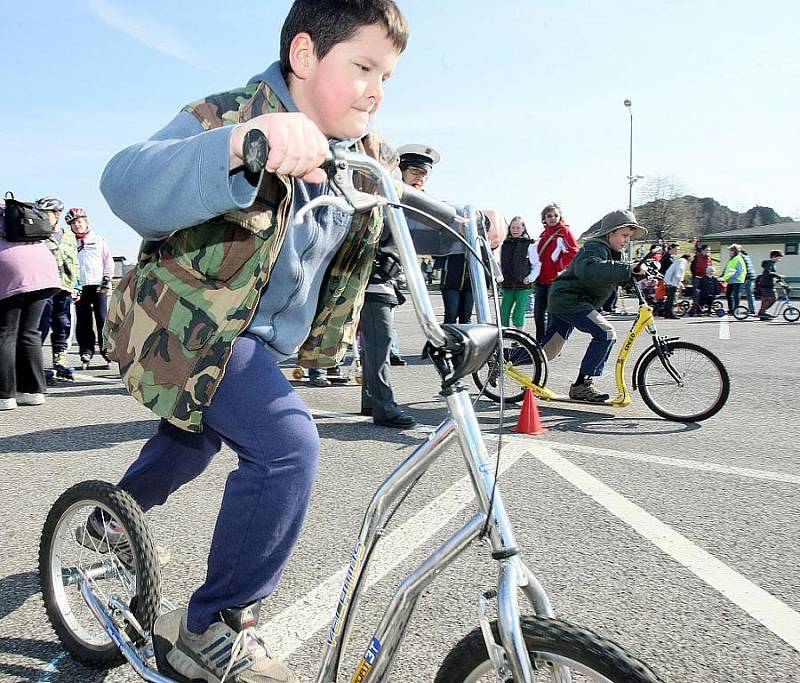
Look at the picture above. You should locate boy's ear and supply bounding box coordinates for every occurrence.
[289,32,315,79]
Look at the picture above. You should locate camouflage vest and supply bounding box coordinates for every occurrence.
[45,229,79,292]
[105,81,388,432]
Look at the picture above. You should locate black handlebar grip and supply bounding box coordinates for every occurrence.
[399,184,458,228]
[243,128,269,175]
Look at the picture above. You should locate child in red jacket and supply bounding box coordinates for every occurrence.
[533,203,578,340]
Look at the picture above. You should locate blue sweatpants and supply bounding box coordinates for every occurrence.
[118,334,320,633]
[39,290,73,353]
[541,308,617,378]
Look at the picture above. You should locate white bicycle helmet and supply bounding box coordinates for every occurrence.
[35,196,65,212]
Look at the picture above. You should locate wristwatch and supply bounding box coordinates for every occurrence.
[242,128,268,174]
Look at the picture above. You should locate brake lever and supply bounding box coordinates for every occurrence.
[328,144,386,214]
[292,147,386,228]
[293,196,355,227]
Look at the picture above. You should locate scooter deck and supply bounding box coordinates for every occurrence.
[537,393,617,407]
[518,381,623,407]
[152,608,196,682]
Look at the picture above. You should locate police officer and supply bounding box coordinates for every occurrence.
[359,144,440,428]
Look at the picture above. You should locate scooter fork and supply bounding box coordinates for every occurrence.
[477,589,513,682]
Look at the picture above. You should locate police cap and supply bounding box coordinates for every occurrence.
[397,144,441,172]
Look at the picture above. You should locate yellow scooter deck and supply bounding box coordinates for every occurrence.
[516,379,631,408]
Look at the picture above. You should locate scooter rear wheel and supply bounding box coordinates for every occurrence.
[39,480,161,667]
[472,328,547,404]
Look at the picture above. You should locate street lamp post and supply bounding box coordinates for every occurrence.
[624,99,633,209]
[623,99,643,211]
[621,99,644,314]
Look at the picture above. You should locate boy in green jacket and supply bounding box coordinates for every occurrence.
[541,209,649,402]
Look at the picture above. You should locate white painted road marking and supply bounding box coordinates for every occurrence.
[530,444,800,653]
[38,652,67,683]
[533,439,800,485]
[719,318,731,339]
[316,410,800,486]
[70,372,121,384]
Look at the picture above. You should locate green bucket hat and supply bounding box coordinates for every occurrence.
[588,209,648,240]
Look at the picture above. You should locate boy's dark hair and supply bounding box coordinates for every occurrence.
[770,250,783,258]
[695,243,708,251]
[280,0,409,77]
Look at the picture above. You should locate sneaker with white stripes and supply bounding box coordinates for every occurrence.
[167,610,298,683]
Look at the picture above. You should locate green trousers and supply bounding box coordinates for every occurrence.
[500,288,531,328]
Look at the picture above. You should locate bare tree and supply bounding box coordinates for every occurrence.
[634,175,692,240]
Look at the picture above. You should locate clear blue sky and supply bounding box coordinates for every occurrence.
[2,0,798,261]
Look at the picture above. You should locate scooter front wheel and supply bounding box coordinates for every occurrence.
[435,616,664,683]
[637,341,729,422]
[783,306,800,323]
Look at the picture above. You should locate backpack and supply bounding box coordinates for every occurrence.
[2,192,53,242]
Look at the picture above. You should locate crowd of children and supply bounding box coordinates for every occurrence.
[0,200,113,411]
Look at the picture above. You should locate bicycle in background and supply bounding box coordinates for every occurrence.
[733,283,799,322]
[474,249,731,423]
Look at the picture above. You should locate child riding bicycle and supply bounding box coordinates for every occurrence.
[540,209,650,402]
[696,266,722,314]
[98,2,411,681]
[757,250,785,320]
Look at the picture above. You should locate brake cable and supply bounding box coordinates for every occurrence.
[374,201,507,541]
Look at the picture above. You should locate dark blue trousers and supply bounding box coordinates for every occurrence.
[39,290,73,352]
[541,308,617,378]
[442,288,474,324]
[118,334,320,633]
[726,282,742,314]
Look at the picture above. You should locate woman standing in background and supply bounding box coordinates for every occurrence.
[0,199,60,410]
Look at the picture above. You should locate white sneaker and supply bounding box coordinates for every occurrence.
[16,393,46,406]
[0,398,17,410]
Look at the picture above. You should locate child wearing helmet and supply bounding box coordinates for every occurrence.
[65,208,114,368]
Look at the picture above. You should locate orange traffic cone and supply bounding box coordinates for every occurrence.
[513,388,548,435]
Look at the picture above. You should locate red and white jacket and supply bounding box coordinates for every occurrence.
[535,222,579,285]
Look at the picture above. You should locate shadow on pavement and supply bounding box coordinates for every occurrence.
[315,419,425,447]
[0,571,39,621]
[0,638,108,682]
[468,399,701,436]
[0,421,158,455]
[45,386,130,400]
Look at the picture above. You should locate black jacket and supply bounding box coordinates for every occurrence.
[500,238,534,289]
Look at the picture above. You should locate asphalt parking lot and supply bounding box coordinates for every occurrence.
[1,296,798,682]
